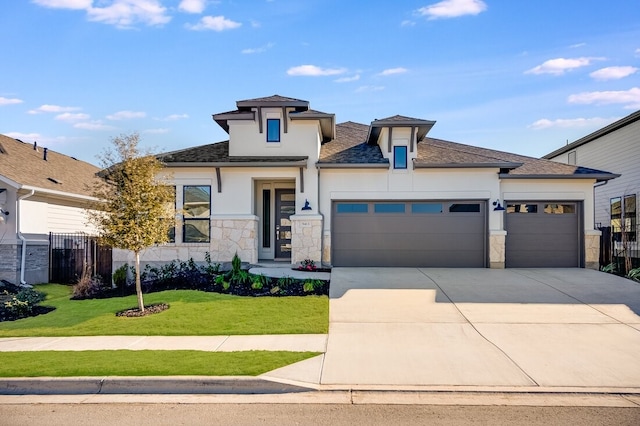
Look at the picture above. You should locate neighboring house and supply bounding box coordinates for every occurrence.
[544,110,639,265]
[115,95,616,271]
[0,134,103,284]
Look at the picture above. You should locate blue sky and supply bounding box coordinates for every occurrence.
[1,0,639,164]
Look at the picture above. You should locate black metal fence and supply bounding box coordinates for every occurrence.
[49,233,112,284]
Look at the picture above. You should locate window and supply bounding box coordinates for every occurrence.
[411,203,443,214]
[374,203,405,213]
[336,203,368,213]
[165,186,176,243]
[183,185,211,243]
[612,195,637,242]
[507,204,538,214]
[393,146,407,169]
[449,203,481,213]
[544,204,575,214]
[266,119,280,142]
[262,189,271,248]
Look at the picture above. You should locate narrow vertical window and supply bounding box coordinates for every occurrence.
[266,119,280,142]
[262,189,271,248]
[394,145,407,169]
[166,186,176,243]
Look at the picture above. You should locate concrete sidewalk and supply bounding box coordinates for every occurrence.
[0,335,327,352]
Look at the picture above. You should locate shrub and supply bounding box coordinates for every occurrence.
[251,274,269,291]
[277,275,295,289]
[628,267,640,282]
[73,266,107,299]
[112,264,130,288]
[303,279,325,293]
[4,288,47,317]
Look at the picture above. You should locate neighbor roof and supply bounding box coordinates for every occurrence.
[542,109,640,159]
[0,134,102,197]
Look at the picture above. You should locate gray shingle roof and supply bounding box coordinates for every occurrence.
[319,122,388,165]
[237,95,309,104]
[158,141,307,165]
[0,134,101,197]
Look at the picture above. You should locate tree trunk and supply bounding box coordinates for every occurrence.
[135,251,145,312]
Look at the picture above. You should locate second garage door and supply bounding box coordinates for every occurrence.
[505,201,582,267]
[332,200,486,267]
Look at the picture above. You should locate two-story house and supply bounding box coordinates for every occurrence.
[544,110,639,267]
[113,95,617,272]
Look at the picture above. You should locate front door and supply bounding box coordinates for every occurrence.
[275,189,295,259]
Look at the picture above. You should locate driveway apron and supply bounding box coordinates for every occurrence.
[320,268,640,388]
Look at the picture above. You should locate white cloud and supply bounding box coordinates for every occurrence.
[525,57,604,75]
[528,116,618,130]
[74,121,116,130]
[87,0,171,28]
[106,110,146,120]
[569,43,586,49]
[401,20,416,27]
[287,65,346,77]
[636,48,640,57]
[186,15,241,31]
[590,66,638,81]
[0,97,23,106]
[143,128,170,134]
[568,87,640,109]
[28,104,81,114]
[355,85,385,93]
[334,74,360,83]
[32,0,91,9]
[417,0,487,20]
[156,113,189,121]
[379,67,408,76]
[241,42,274,54]
[178,0,206,14]
[55,112,91,122]
[5,132,42,141]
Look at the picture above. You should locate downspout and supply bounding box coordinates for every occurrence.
[593,180,609,229]
[17,189,35,285]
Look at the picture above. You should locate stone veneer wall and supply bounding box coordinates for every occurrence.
[489,231,506,269]
[322,231,331,266]
[0,244,19,284]
[1,242,50,285]
[210,217,258,264]
[584,230,600,270]
[290,215,322,265]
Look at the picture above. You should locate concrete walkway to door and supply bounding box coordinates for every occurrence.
[305,268,640,391]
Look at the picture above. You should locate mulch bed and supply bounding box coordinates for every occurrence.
[115,303,170,317]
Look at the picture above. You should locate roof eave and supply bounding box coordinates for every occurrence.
[366,120,436,145]
[499,173,620,182]
[316,162,390,169]
[290,112,336,141]
[211,111,256,133]
[164,160,309,168]
[414,162,523,169]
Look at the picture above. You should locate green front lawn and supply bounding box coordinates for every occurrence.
[0,350,320,377]
[0,284,328,337]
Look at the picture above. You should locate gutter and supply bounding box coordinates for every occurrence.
[17,189,35,285]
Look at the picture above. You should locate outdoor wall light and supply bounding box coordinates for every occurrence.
[493,199,505,211]
[302,199,312,211]
[0,208,8,216]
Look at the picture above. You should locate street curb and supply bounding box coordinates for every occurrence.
[0,376,314,395]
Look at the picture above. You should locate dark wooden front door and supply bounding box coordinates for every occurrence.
[275,189,295,259]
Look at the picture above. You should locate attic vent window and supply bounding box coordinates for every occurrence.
[47,177,62,184]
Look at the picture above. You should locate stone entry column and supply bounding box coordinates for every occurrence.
[290,214,323,265]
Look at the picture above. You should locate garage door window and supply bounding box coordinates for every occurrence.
[507,204,538,213]
[449,203,480,213]
[544,204,575,214]
[411,203,443,214]
[336,203,368,213]
[374,203,405,213]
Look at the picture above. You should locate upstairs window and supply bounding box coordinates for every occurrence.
[393,146,407,169]
[266,119,280,142]
[612,195,637,242]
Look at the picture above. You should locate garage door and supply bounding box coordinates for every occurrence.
[505,202,582,268]
[332,201,486,267]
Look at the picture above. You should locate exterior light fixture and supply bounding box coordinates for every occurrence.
[302,199,312,211]
[493,199,505,211]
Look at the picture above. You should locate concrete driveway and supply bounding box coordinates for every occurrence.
[319,268,640,390]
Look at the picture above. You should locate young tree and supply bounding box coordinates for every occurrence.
[89,133,174,312]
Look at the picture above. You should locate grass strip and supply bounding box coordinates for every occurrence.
[0,284,328,337]
[0,350,320,377]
